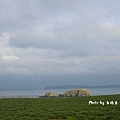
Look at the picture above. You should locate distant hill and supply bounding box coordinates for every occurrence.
[44,85,120,89]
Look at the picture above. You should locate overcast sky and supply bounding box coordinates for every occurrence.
[0,0,120,89]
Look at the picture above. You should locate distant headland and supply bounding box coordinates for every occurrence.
[44,85,120,89]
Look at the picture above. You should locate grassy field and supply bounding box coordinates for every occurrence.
[0,94,119,120]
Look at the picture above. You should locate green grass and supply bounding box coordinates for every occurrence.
[0,94,120,120]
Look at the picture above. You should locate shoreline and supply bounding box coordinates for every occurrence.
[0,94,120,99]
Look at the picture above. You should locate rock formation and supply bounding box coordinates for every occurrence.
[45,92,59,97]
[44,89,91,97]
[63,89,91,97]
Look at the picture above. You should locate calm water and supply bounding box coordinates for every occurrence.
[0,88,120,98]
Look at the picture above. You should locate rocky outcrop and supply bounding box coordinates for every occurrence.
[44,89,91,97]
[45,92,59,97]
[63,89,91,97]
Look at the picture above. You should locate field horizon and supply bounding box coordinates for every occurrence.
[0,94,119,120]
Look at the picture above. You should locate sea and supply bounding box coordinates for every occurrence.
[0,87,120,98]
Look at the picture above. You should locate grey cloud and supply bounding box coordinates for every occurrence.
[0,0,120,88]
[0,73,120,89]
[0,0,117,33]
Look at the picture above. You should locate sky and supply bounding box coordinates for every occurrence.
[0,0,120,89]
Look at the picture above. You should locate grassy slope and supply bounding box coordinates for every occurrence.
[0,94,120,120]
